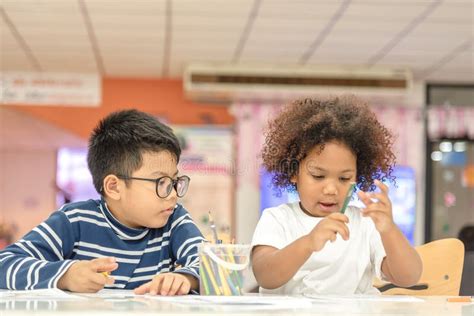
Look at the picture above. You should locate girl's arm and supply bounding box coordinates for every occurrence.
[252,236,312,289]
[358,180,422,287]
[380,226,422,286]
[252,213,349,289]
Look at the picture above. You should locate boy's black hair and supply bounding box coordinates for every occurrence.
[261,95,396,192]
[87,109,181,194]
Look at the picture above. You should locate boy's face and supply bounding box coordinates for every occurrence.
[113,150,180,229]
[292,140,357,217]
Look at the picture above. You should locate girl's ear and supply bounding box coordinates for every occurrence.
[103,175,121,200]
[290,173,298,184]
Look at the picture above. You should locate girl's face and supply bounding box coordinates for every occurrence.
[291,140,357,217]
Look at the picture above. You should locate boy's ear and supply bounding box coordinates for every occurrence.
[103,175,122,200]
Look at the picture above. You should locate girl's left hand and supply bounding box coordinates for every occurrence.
[357,180,396,233]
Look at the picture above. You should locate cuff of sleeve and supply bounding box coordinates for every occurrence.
[174,268,200,294]
[374,256,388,281]
[174,267,200,281]
[52,260,78,289]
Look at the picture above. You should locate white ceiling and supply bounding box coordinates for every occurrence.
[1,0,473,83]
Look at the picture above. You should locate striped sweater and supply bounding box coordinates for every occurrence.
[0,199,205,290]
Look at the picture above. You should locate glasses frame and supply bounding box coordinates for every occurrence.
[117,175,191,198]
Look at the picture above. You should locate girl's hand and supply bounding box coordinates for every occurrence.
[357,180,396,233]
[134,272,194,296]
[57,257,117,293]
[306,212,350,252]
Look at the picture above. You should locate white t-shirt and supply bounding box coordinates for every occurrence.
[251,202,386,295]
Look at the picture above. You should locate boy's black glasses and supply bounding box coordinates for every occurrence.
[117,175,190,198]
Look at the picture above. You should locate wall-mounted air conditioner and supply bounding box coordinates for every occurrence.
[183,63,413,104]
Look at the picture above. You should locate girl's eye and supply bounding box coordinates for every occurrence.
[312,175,325,179]
[340,177,351,181]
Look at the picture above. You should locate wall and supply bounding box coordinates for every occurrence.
[5,78,234,139]
[0,150,57,241]
[0,107,87,241]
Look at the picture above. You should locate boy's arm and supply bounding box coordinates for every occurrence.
[169,206,205,290]
[0,211,77,290]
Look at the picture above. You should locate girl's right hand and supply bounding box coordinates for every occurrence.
[305,213,350,252]
[57,257,118,292]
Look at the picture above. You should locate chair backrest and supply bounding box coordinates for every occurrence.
[375,238,465,295]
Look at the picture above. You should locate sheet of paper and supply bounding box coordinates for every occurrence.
[146,294,313,310]
[305,294,424,303]
[79,289,139,299]
[0,289,84,300]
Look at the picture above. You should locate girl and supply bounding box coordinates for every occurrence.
[251,96,422,295]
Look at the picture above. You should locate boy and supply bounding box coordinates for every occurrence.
[0,109,204,295]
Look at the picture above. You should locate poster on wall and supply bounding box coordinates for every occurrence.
[173,126,234,241]
[1,72,101,106]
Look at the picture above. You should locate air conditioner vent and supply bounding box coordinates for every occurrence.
[191,74,407,89]
[184,63,413,103]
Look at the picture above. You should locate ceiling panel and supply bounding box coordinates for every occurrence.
[344,2,430,20]
[173,0,254,15]
[1,17,34,71]
[84,0,166,14]
[428,1,473,21]
[258,1,345,19]
[389,36,471,56]
[0,0,471,84]
[0,53,35,72]
[1,19,21,51]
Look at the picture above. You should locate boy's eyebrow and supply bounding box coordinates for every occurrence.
[151,170,179,177]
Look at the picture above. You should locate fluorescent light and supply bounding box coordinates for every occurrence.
[439,141,452,152]
[431,151,443,161]
[453,142,466,152]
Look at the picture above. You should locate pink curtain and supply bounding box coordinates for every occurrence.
[231,102,424,188]
[427,106,474,140]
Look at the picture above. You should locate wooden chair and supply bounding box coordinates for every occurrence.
[374,238,465,295]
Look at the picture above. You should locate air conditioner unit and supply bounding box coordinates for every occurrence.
[183,63,413,104]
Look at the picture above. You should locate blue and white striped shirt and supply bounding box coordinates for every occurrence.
[0,199,205,290]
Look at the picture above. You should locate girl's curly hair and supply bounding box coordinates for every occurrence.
[261,95,396,192]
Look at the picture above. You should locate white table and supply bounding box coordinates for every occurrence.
[1,290,472,316]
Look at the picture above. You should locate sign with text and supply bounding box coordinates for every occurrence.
[1,72,101,106]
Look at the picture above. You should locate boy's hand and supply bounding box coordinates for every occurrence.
[306,212,349,252]
[57,257,118,293]
[357,180,395,233]
[134,273,195,296]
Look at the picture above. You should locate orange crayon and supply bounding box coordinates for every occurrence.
[446,297,472,303]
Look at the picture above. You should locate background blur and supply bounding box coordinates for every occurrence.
[0,1,473,252]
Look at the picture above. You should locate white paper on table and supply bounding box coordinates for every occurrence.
[0,289,85,300]
[304,294,424,303]
[79,289,139,299]
[145,294,313,310]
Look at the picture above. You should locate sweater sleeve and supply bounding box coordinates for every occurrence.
[168,206,205,280]
[0,211,77,290]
